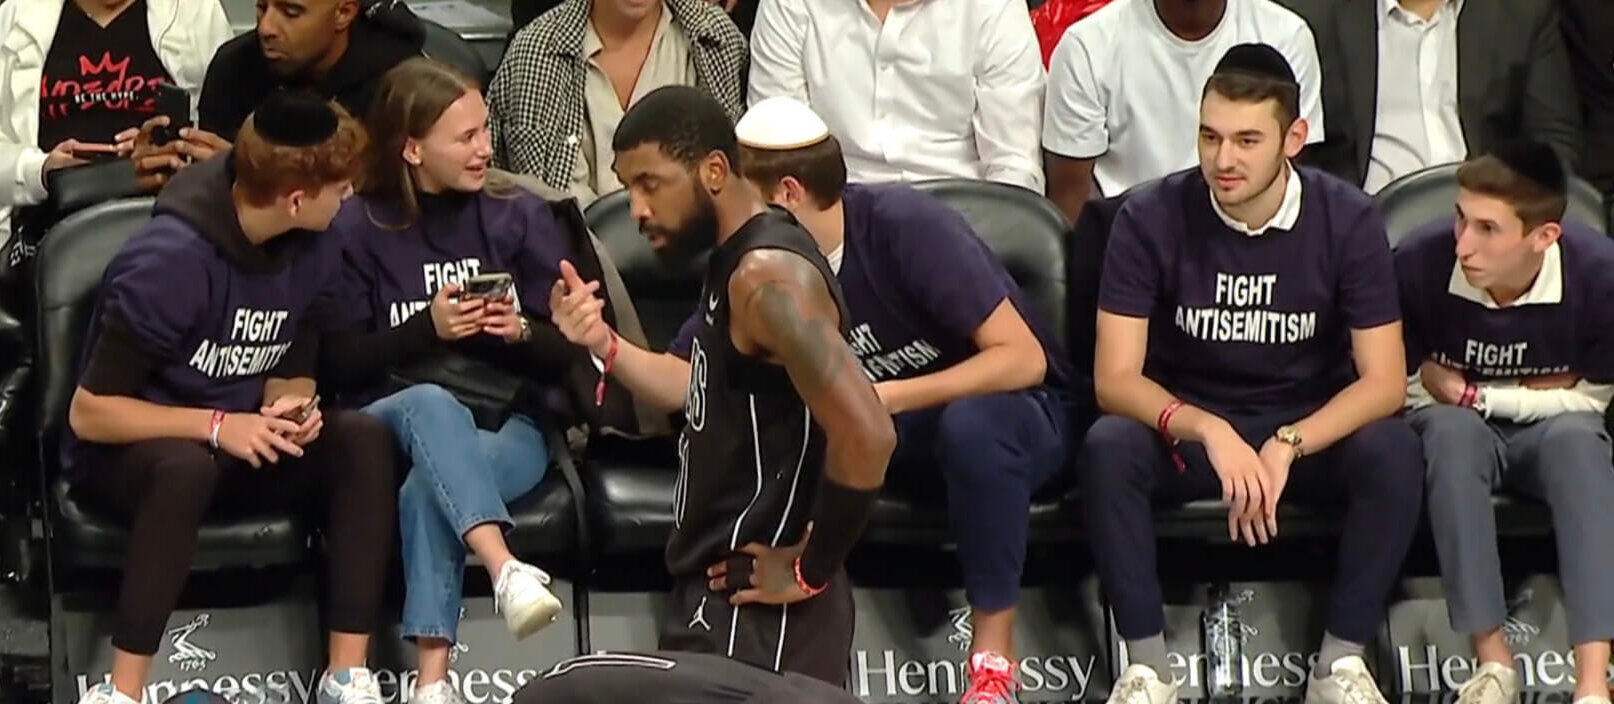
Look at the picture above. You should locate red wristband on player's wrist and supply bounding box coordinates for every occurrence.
[595,330,619,407]
[1157,399,1187,472]
[793,555,827,597]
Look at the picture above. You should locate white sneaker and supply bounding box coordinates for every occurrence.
[494,560,563,640]
[317,667,383,704]
[411,680,466,704]
[1455,662,1519,704]
[1573,696,1612,704]
[1105,665,1178,704]
[1305,656,1388,704]
[77,683,141,704]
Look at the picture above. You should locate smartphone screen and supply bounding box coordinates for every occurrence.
[463,273,515,300]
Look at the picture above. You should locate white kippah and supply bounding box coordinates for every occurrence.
[735,97,830,150]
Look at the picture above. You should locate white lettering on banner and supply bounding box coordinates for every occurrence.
[75,668,539,704]
[852,650,1097,699]
[1154,651,1315,690]
[1395,647,1614,692]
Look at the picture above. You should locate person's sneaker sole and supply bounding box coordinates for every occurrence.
[504,588,563,640]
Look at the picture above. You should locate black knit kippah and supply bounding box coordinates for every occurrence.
[1214,43,1297,86]
[252,91,338,147]
[1489,140,1567,196]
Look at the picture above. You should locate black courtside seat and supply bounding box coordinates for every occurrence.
[420,18,491,87]
[860,180,1080,545]
[1374,162,1607,247]
[33,198,314,572]
[579,190,694,554]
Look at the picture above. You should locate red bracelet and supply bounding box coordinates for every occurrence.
[1157,399,1187,472]
[1458,384,1478,408]
[594,330,619,406]
[793,556,827,597]
[207,409,226,450]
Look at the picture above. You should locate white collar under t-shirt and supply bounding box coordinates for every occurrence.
[1207,162,1304,237]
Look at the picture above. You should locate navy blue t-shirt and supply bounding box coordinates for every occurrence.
[65,207,346,470]
[1098,167,1400,413]
[333,189,571,333]
[1396,220,1614,383]
[671,185,1071,391]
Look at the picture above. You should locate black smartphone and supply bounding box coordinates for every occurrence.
[463,272,515,300]
[151,82,192,146]
[285,395,321,424]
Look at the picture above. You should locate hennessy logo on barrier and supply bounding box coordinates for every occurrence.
[1503,590,1540,647]
[947,607,972,652]
[166,614,218,673]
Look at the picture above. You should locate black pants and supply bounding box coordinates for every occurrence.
[1077,410,1423,644]
[516,651,862,704]
[659,571,853,687]
[71,409,397,656]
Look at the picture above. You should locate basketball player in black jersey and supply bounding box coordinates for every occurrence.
[515,651,865,704]
[548,85,896,684]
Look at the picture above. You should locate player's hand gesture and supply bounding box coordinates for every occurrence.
[1203,426,1270,547]
[706,526,816,606]
[549,260,611,357]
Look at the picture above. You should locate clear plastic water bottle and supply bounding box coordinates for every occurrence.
[1202,584,1245,699]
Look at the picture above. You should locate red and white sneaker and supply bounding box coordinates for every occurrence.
[962,652,1019,704]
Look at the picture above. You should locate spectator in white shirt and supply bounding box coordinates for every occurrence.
[748,0,1045,192]
[1042,0,1324,221]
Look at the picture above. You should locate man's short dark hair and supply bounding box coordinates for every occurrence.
[739,137,848,209]
[1457,143,1569,231]
[612,86,738,168]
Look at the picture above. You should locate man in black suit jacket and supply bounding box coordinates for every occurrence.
[1278,0,1581,191]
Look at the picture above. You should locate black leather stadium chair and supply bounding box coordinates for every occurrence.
[421,18,491,87]
[860,180,1081,546]
[578,191,692,555]
[1374,163,1607,248]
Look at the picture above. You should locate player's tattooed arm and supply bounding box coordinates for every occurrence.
[730,250,896,489]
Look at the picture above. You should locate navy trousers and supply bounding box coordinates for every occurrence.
[886,387,1072,611]
[1077,409,1423,643]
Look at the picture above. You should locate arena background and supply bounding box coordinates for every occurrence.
[0,2,1600,703]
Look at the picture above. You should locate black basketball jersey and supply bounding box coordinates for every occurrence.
[666,209,849,578]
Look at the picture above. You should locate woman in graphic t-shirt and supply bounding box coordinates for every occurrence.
[65,94,397,704]
[0,0,231,248]
[322,58,580,704]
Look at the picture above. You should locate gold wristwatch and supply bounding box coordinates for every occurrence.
[1274,425,1305,458]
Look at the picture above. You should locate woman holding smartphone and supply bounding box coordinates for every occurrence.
[322,58,581,704]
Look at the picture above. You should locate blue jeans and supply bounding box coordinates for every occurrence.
[363,384,549,642]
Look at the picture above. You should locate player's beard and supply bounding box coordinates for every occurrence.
[1217,157,1286,210]
[654,182,721,271]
